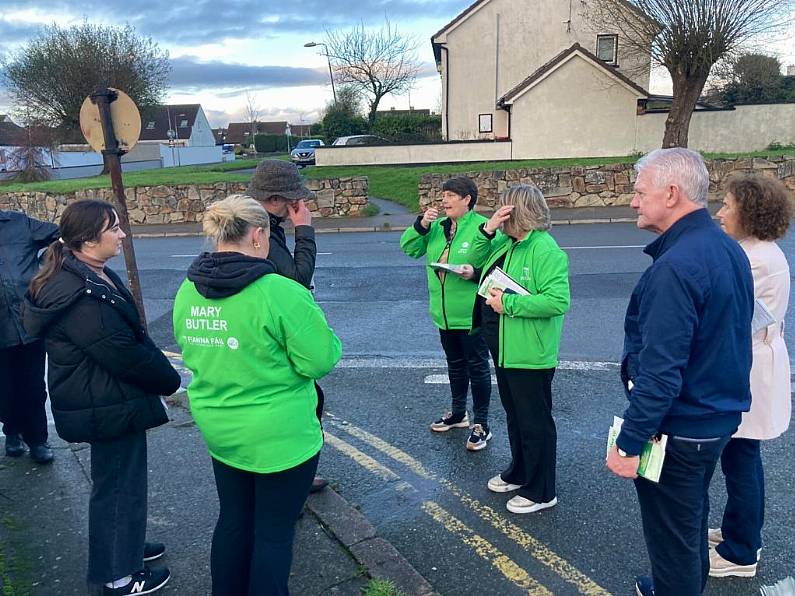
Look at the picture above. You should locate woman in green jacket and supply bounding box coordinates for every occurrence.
[470,184,570,514]
[172,195,341,596]
[400,177,493,451]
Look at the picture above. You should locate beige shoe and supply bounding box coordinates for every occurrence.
[709,548,757,578]
[506,495,557,514]
[707,528,761,560]
[430,411,469,432]
[487,474,521,493]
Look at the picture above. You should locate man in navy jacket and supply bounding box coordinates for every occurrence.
[606,148,753,596]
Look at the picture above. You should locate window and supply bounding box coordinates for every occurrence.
[146,121,155,130]
[596,34,618,65]
[478,113,493,134]
[179,119,189,128]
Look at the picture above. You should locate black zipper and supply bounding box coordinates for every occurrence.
[499,241,518,367]
[438,237,452,330]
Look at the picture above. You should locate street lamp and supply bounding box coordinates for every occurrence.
[304,41,337,104]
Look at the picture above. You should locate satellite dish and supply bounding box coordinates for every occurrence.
[79,88,142,153]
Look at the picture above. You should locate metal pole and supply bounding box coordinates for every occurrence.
[326,53,337,104]
[90,88,148,330]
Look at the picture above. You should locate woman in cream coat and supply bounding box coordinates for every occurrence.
[711,174,792,578]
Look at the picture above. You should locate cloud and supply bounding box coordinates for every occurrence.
[169,56,328,91]
[203,106,323,128]
[0,0,467,45]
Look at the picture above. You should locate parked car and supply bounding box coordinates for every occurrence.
[290,139,325,166]
[331,135,391,146]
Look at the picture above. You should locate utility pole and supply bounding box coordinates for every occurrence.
[89,88,147,329]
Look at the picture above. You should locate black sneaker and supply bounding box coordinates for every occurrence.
[29,443,54,464]
[466,424,492,451]
[104,567,170,595]
[4,434,26,457]
[635,575,655,596]
[143,542,166,562]
[429,411,469,432]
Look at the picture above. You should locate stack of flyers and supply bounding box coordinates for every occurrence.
[477,267,529,299]
[606,416,668,483]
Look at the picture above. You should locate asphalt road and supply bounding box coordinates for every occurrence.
[110,223,795,596]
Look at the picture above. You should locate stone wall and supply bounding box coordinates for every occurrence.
[0,176,369,224]
[418,156,795,212]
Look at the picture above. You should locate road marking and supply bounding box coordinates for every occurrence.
[327,417,611,596]
[325,433,400,482]
[425,374,497,384]
[337,357,619,371]
[560,245,645,250]
[422,501,553,595]
[318,252,333,255]
[169,254,198,257]
[326,428,551,594]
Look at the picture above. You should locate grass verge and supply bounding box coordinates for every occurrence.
[1,149,791,213]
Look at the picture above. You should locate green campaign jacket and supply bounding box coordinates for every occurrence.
[471,227,570,369]
[173,274,341,473]
[399,209,488,330]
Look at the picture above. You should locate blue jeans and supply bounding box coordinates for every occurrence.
[717,438,763,565]
[634,434,730,596]
[438,329,491,426]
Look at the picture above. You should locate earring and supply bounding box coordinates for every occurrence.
[253,242,261,249]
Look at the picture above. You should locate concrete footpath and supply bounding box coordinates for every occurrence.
[130,204,641,238]
[0,396,435,596]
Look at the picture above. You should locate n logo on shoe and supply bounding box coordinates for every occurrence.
[130,580,146,593]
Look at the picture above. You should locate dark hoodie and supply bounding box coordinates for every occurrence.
[187,251,277,298]
[23,255,180,443]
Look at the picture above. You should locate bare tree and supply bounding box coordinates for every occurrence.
[2,22,170,142]
[324,20,421,126]
[4,110,56,183]
[244,90,261,149]
[586,0,793,147]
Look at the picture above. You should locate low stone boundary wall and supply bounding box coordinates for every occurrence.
[418,156,795,212]
[0,176,369,223]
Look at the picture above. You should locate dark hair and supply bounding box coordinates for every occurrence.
[442,176,478,210]
[29,200,118,299]
[726,175,793,241]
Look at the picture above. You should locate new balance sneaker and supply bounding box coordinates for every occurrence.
[707,527,761,560]
[105,567,170,595]
[487,474,521,493]
[143,542,165,562]
[429,411,469,432]
[506,495,557,514]
[465,424,492,451]
[4,434,26,457]
[709,549,757,578]
[634,575,655,596]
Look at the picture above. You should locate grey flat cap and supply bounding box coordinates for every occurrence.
[246,159,315,202]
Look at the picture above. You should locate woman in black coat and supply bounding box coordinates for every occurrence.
[24,200,180,596]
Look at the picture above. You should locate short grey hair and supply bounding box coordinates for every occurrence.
[499,184,551,232]
[634,148,709,207]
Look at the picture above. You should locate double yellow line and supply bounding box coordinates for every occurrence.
[324,415,611,596]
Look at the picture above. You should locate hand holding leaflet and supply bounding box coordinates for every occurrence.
[606,416,667,483]
[751,298,776,333]
[430,262,468,276]
[477,267,529,299]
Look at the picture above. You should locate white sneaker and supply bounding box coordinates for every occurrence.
[709,548,757,578]
[487,474,521,493]
[506,495,557,514]
[707,527,761,561]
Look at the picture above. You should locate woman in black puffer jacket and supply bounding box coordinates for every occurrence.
[24,200,180,596]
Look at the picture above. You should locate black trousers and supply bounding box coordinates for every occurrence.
[0,341,48,445]
[87,431,148,584]
[493,365,557,503]
[438,329,492,426]
[210,453,319,596]
[635,435,730,596]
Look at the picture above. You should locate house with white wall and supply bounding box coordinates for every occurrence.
[139,104,216,147]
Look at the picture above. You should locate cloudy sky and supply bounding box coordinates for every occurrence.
[1,0,793,128]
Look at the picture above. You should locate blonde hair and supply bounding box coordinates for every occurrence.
[500,184,551,233]
[203,194,270,245]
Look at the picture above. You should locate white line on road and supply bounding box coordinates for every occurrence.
[561,245,645,250]
[170,254,197,258]
[337,357,619,370]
